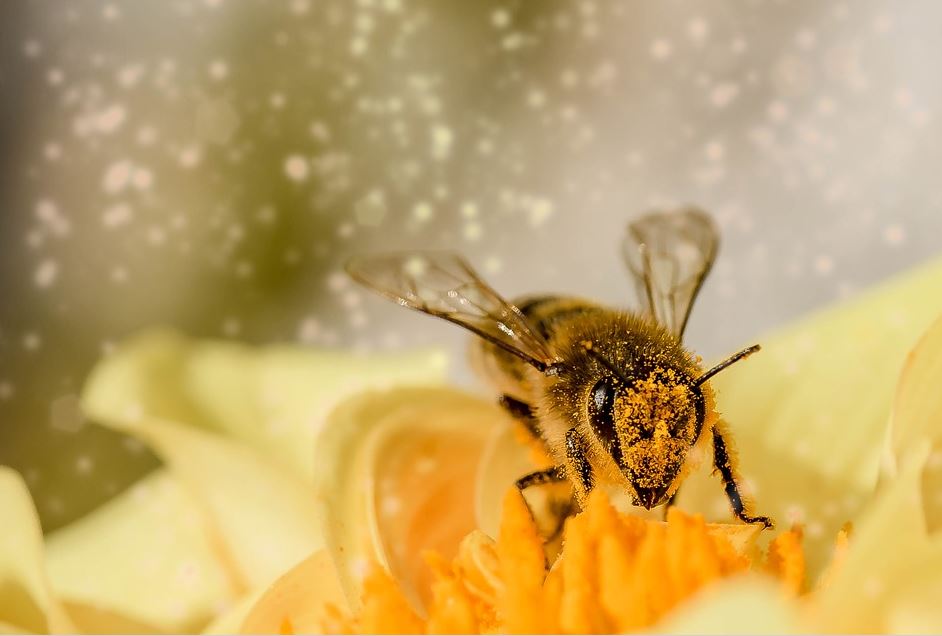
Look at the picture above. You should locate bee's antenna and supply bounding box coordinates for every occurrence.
[583,342,634,387]
[695,344,761,387]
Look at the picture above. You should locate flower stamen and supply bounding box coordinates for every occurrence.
[322,488,839,633]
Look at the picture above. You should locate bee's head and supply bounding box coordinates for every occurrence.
[586,366,702,509]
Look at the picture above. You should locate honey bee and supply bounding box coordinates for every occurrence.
[347,208,772,528]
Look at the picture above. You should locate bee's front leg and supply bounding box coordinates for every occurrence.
[712,425,773,528]
[661,491,678,521]
[565,427,595,501]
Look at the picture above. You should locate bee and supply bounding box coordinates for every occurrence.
[347,208,772,528]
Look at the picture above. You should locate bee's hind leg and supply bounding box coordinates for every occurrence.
[712,427,774,528]
[515,467,573,560]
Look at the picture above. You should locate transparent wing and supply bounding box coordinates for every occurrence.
[622,208,719,339]
[346,252,558,371]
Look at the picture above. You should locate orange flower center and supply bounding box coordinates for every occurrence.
[318,489,832,634]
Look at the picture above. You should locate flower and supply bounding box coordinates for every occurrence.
[2,256,942,633]
[244,255,942,634]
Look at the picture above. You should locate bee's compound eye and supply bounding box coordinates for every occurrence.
[588,378,619,452]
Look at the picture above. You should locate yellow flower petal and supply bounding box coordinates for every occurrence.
[886,313,942,530]
[200,594,261,635]
[677,257,942,575]
[656,575,802,634]
[44,470,235,633]
[239,550,346,634]
[356,566,426,634]
[313,387,509,613]
[81,329,448,483]
[809,443,942,632]
[713,257,942,485]
[495,490,550,633]
[56,602,164,635]
[423,551,481,633]
[78,329,449,623]
[884,578,942,635]
[765,527,805,596]
[0,467,76,633]
[474,424,542,539]
[78,405,322,591]
[889,313,942,458]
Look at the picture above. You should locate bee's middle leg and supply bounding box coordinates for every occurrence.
[515,467,573,554]
[498,394,542,439]
[499,396,576,548]
[515,466,566,490]
[712,427,773,528]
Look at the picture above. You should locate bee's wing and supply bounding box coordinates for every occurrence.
[346,252,558,371]
[622,208,719,339]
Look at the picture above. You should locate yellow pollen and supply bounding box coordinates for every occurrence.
[614,368,695,488]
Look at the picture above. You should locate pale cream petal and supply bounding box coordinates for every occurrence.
[0,467,76,634]
[314,387,510,613]
[886,314,942,531]
[58,602,164,635]
[0,621,33,634]
[81,329,448,482]
[167,334,449,482]
[474,424,540,539]
[200,594,260,635]
[239,550,346,634]
[885,578,942,635]
[79,411,321,592]
[657,575,802,634]
[888,314,942,458]
[677,257,942,575]
[78,329,450,612]
[45,470,238,633]
[809,443,942,632]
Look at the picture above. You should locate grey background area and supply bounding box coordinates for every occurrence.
[1,0,940,530]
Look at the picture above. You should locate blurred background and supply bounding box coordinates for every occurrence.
[2,0,941,532]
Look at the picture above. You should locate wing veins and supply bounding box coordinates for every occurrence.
[621,208,719,340]
[346,252,557,371]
